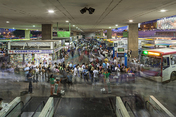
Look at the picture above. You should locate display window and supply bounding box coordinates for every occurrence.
[10,54,23,65]
[35,54,52,66]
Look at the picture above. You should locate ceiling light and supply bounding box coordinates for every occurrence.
[36,30,38,31]
[88,7,95,14]
[80,7,87,14]
[76,27,78,29]
[48,10,54,13]
[13,27,15,29]
[66,20,69,23]
[6,21,10,23]
[73,25,75,27]
[109,27,111,29]
[33,25,35,27]
[115,24,118,27]
[129,20,133,22]
[160,9,167,12]
[26,29,28,30]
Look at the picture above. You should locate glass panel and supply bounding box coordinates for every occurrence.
[6,102,23,117]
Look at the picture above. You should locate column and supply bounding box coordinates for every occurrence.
[107,29,112,39]
[100,30,104,37]
[128,23,138,58]
[42,24,53,40]
[25,30,30,39]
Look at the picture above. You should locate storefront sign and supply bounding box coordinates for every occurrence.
[117,48,125,53]
[8,50,53,54]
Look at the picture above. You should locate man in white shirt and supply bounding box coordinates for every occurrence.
[82,63,85,69]
[73,65,78,83]
[93,67,99,85]
[107,61,110,68]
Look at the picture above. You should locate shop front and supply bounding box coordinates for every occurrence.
[8,50,54,66]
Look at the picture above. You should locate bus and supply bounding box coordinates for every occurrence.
[140,48,176,82]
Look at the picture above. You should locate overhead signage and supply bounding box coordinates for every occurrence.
[8,50,53,54]
[117,48,125,53]
[57,31,70,37]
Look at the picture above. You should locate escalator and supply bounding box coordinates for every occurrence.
[121,95,166,117]
[54,97,116,117]
[5,97,48,117]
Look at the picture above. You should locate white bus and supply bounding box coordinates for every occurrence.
[140,48,176,82]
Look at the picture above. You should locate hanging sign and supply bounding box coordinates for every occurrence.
[8,50,53,54]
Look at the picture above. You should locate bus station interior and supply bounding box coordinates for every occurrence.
[1,0,176,117]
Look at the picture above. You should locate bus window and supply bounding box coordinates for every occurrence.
[163,57,170,69]
[171,55,176,65]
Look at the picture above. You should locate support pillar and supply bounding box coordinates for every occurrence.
[107,29,112,39]
[25,30,30,39]
[42,24,53,40]
[128,23,138,58]
[100,30,104,38]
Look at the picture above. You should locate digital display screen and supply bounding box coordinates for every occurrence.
[118,48,124,52]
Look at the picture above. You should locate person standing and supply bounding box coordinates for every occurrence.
[27,70,33,93]
[49,74,55,95]
[93,67,99,85]
[35,66,39,82]
[103,70,111,93]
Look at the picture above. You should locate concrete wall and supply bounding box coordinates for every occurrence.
[83,33,95,39]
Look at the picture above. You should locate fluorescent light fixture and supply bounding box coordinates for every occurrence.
[6,21,10,23]
[129,20,133,22]
[33,25,35,27]
[73,25,75,27]
[160,9,167,12]
[48,10,54,13]
[109,27,111,29]
[115,24,118,27]
[66,20,69,23]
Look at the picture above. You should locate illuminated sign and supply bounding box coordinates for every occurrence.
[143,51,160,56]
[118,48,124,52]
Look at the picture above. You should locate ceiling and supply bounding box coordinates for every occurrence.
[0,0,176,32]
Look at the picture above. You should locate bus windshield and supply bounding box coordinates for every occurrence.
[141,55,161,69]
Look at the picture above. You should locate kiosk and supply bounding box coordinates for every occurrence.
[116,47,127,67]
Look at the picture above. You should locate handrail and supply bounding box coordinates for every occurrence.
[31,101,45,117]
[124,101,137,117]
[53,98,61,116]
[145,101,165,117]
[5,101,24,117]
[18,97,32,116]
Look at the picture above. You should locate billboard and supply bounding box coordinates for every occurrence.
[157,17,176,29]
[57,31,70,37]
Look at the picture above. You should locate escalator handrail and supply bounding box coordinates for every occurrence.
[53,98,61,117]
[31,101,45,117]
[124,101,138,117]
[5,101,24,117]
[145,101,164,117]
[18,97,33,116]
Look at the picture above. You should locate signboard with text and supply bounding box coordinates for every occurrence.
[117,48,125,53]
[8,50,53,54]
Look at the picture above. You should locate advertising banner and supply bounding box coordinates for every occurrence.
[8,50,53,54]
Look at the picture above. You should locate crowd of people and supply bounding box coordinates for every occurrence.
[0,39,143,95]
